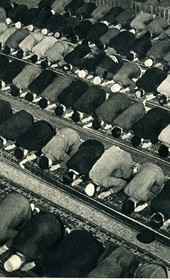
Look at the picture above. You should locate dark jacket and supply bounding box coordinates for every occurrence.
[136,67,167,93]
[64,45,91,67]
[95,92,132,124]
[1,59,26,84]
[129,32,152,59]
[0,110,34,141]
[103,6,124,23]
[28,70,57,96]
[66,139,104,175]
[150,179,170,219]
[16,120,54,152]
[40,230,104,277]
[75,2,97,19]
[0,99,13,124]
[57,80,88,108]
[109,31,136,57]
[86,22,108,44]
[12,212,64,261]
[5,28,30,50]
[132,107,170,144]
[73,85,106,115]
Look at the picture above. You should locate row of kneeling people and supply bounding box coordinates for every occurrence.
[0,61,170,158]
[0,191,169,277]
[1,19,170,106]
[1,0,170,68]
[0,100,170,231]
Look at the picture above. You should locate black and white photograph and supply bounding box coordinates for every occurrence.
[0,0,169,278]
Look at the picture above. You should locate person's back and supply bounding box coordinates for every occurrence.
[88,245,139,278]
[134,261,169,278]
[0,99,12,125]
[66,139,104,176]
[0,110,34,141]
[42,128,81,162]
[89,145,134,192]
[0,192,32,244]
[124,162,165,202]
[40,230,104,277]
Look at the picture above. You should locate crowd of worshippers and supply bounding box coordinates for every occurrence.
[0,53,170,157]
[0,191,170,278]
[0,99,170,239]
[0,0,170,106]
[0,1,170,156]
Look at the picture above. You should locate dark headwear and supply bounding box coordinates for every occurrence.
[136,229,155,244]
[122,199,135,214]
[39,156,50,169]
[158,145,169,158]
[150,213,164,229]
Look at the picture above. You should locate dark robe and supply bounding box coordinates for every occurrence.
[1,59,26,84]
[66,139,104,175]
[150,179,170,219]
[57,80,88,108]
[73,86,106,115]
[64,45,91,68]
[5,28,30,50]
[28,70,57,96]
[0,99,13,124]
[12,212,64,261]
[132,107,170,144]
[40,230,104,277]
[16,120,54,152]
[0,110,34,141]
[136,67,167,93]
[95,92,132,124]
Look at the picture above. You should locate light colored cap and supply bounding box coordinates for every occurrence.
[129,28,136,34]
[6,18,12,25]
[78,70,87,78]
[1,80,6,88]
[93,76,102,85]
[102,20,109,26]
[144,58,153,67]
[27,25,34,32]
[41,28,48,35]
[85,183,95,197]
[54,32,61,38]
[4,255,23,272]
[51,9,55,15]
[111,83,121,92]
[15,21,22,29]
